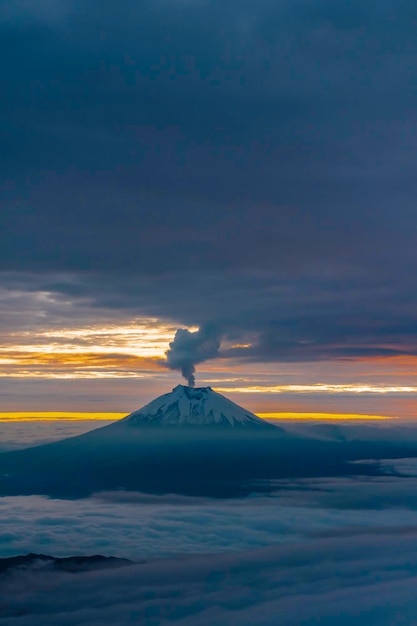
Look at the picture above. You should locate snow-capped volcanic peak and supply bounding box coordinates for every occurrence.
[122,385,270,428]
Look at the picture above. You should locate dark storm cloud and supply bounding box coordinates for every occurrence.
[1,0,417,272]
[1,1,417,363]
[2,269,417,366]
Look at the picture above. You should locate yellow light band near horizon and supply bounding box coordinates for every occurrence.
[0,412,127,421]
[258,412,394,421]
[217,385,417,394]
[0,412,394,422]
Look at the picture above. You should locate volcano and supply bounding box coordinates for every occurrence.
[0,386,412,498]
[117,385,274,429]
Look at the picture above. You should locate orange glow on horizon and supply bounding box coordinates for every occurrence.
[2,317,417,425]
[0,411,395,422]
[258,412,394,421]
[0,412,127,421]
[0,318,189,379]
[217,384,417,394]
[0,351,163,370]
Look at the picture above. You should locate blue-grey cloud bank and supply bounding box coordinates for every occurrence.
[1,0,417,380]
[4,466,417,624]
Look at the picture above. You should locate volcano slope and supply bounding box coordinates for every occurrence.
[0,386,415,498]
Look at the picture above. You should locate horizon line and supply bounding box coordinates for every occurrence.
[0,411,396,422]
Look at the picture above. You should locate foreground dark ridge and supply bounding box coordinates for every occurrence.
[0,554,133,575]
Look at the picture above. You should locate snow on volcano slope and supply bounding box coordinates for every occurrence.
[0,385,404,499]
[121,385,273,429]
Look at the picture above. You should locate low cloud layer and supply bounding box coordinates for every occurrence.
[0,420,113,453]
[4,494,417,624]
[2,470,417,558]
[2,454,417,623]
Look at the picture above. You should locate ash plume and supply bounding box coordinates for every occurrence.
[164,325,222,386]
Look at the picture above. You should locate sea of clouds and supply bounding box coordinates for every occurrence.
[2,425,417,623]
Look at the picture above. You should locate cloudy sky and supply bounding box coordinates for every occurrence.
[1,0,417,417]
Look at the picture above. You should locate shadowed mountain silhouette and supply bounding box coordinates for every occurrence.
[0,386,416,498]
[0,553,133,575]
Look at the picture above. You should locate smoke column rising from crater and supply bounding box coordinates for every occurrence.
[164,325,222,386]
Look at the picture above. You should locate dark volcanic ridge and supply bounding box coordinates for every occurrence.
[0,553,134,575]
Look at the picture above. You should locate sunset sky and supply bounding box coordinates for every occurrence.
[2,1,417,419]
